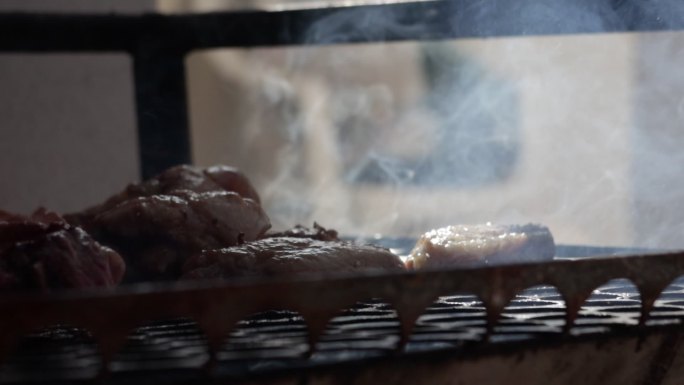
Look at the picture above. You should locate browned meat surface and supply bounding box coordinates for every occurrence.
[0,209,125,290]
[182,237,405,279]
[64,165,271,281]
[66,165,260,229]
[407,223,555,269]
[266,223,339,241]
[82,190,271,281]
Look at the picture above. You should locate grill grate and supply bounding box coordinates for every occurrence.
[2,277,684,384]
[2,243,684,384]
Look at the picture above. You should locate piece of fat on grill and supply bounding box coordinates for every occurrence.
[407,223,555,269]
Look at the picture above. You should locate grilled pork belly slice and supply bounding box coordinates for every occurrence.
[407,223,555,269]
[0,209,125,290]
[181,237,405,279]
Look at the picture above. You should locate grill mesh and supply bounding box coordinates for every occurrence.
[2,243,684,383]
[3,277,684,384]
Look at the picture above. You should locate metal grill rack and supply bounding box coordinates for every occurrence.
[2,244,684,384]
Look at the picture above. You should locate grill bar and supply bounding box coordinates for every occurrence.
[3,286,684,384]
[1,245,684,383]
[0,1,682,53]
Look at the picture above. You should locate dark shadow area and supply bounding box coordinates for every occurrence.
[0,325,100,382]
[110,318,208,373]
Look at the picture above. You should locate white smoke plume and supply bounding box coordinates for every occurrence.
[186,1,684,249]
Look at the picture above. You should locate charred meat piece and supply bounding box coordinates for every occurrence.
[266,223,339,242]
[407,223,555,269]
[182,237,405,280]
[86,190,271,281]
[66,165,260,229]
[0,209,125,290]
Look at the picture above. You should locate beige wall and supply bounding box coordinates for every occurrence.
[0,54,139,213]
[0,2,151,214]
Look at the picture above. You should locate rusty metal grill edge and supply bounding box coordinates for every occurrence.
[2,244,684,384]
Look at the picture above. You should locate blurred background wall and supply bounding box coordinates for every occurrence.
[0,1,154,213]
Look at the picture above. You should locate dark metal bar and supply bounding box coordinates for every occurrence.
[1,1,683,52]
[132,51,191,180]
[0,13,139,52]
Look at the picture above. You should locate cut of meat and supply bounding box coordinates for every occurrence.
[181,237,405,279]
[64,165,271,282]
[407,223,555,269]
[82,190,271,281]
[0,209,125,290]
[265,223,339,242]
[204,165,261,204]
[66,164,260,229]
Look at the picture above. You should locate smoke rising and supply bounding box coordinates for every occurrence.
[187,2,684,248]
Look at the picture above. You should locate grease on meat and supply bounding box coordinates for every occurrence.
[266,223,339,242]
[182,237,405,279]
[84,190,270,281]
[408,223,555,269]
